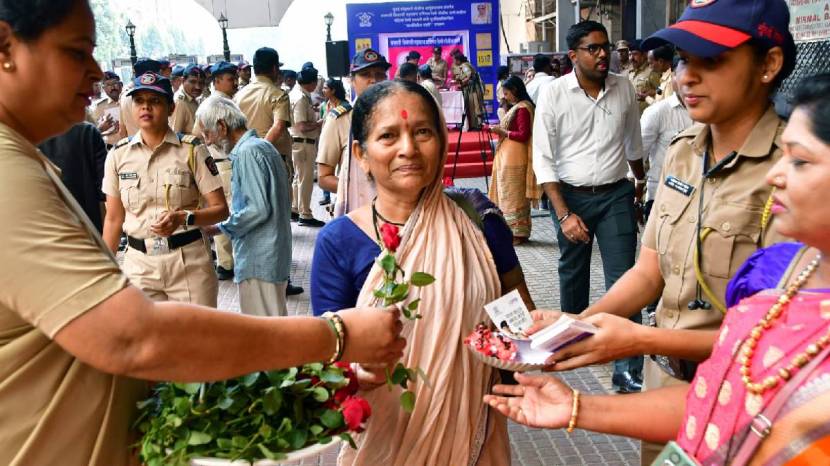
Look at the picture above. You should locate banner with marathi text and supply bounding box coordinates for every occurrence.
[346,1,500,120]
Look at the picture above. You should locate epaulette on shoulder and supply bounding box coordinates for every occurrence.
[330,104,352,118]
[178,134,203,146]
[93,96,107,106]
[669,123,705,147]
[113,137,131,149]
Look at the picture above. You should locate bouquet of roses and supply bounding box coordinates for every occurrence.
[135,362,368,466]
[372,223,434,412]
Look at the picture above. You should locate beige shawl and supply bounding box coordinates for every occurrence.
[339,117,508,466]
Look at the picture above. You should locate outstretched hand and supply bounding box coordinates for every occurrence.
[483,372,574,429]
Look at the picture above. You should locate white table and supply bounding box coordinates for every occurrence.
[440,90,464,126]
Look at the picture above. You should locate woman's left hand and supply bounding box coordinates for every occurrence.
[484,372,573,429]
[543,312,645,371]
[150,210,184,237]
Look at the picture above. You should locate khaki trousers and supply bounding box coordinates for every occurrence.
[238,279,287,317]
[640,357,690,465]
[123,239,218,307]
[291,141,316,218]
[214,159,234,270]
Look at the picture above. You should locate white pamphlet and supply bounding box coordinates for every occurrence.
[529,315,598,352]
[483,289,533,338]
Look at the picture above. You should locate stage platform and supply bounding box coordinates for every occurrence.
[444,128,495,179]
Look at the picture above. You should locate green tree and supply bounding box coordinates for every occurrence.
[90,0,128,69]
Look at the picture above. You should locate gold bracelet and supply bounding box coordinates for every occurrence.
[566,389,580,433]
[322,312,346,364]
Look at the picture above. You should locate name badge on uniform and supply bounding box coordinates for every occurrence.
[119,172,138,180]
[664,176,695,197]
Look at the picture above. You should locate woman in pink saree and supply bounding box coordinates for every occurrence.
[483,74,830,465]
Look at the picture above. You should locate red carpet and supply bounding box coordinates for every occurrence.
[444,128,495,179]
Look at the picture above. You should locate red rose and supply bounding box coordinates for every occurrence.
[333,371,359,404]
[341,396,372,432]
[379,223,401,252]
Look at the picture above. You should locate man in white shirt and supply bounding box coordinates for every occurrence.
[532,20,647,393]
[640,59,692,220]
[525,54,556,104]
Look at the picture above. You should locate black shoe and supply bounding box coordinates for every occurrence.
[216,266,234,281]
[319,198,331,206]
[611,371,643,394]
[286,283,304,296]
[298,217,325,227]
[291,212,300,222]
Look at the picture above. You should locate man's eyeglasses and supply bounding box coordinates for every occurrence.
[576,43,611,56]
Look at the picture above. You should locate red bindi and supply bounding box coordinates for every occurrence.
[401,109,408,120]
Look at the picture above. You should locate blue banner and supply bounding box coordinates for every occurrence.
[346,1,500,120]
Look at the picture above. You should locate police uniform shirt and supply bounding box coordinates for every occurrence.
[628,64,661,113]
[91,96,120,146]
[102,130,223,239]
[234,75,292,156]
[316,107,352,170]
[426,56,448,86]
[646,68,674,106]
[170,87,199,134]
[289,86,320,139]
[118,85,139,139]
[0,121,145,465]
[642,106,787,335]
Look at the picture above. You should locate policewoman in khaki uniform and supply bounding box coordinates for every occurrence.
[522,1,797,463]
[289,66,324,226]
[170,63,204,134]
[102,73,228,307]
[117,58,162,140]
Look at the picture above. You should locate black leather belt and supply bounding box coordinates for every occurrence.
[292,137,317,144]
[127,229,202,254]
[560,178,628,193]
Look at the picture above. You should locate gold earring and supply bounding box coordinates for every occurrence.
[2,61,14,71]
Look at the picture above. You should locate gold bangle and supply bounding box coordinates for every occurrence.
[322,312,346,364]
[566,389,580,433]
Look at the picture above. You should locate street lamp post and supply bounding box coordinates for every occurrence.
[324,12,334,42]
[126,20,137,66]
[219,13,230,61]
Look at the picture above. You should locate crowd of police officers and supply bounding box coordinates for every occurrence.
[89,49,334,306]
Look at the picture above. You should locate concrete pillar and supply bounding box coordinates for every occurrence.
[636,0,667,39]
[556,0,579,51]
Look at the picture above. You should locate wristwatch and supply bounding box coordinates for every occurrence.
[634,178,647,187]
[184,210,195,228]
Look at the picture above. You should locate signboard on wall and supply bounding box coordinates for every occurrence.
[789,0,830,42]
[346,1,500,119]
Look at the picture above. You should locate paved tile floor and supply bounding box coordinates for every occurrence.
[214,178,642,466]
